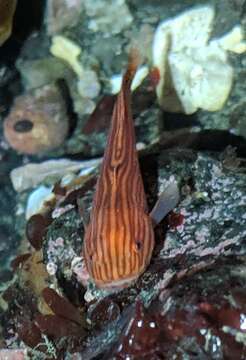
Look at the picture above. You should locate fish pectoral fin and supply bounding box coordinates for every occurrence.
[150,181,180,226]
[77,197,90,230]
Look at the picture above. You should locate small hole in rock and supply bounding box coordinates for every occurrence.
[14,119,33,132]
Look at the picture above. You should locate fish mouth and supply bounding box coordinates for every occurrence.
[95,273,140,291]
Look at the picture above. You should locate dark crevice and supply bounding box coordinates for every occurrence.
[0,0,46,65]
[56,79,78,139]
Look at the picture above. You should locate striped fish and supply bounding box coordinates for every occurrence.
[83,52,179,290]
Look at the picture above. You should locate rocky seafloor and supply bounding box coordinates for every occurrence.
[0,1,246,359]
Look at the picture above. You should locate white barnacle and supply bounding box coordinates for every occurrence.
[25,185,53,220]
[46,262,57,276]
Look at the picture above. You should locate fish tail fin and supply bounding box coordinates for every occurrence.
[122,48,141,90]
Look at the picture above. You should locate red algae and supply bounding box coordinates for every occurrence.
[35,314,82,338]
[88,298,120,329]
[112,301,162,359]
[17,319,42,349]
[199,302,244,331]
[168,211,184,229]
[26,214,52,250]
[82,95,116,135]
[11,253,31,271]
[42,287,83,326]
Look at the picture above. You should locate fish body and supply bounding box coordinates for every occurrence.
[83,54,155,290]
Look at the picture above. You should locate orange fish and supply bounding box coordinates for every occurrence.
[83,51,179,290]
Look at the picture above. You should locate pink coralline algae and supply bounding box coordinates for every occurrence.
[0,349,25,360]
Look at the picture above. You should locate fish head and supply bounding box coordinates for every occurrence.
[83,207,154,290]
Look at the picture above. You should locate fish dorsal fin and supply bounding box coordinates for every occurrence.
[121,48,141,90]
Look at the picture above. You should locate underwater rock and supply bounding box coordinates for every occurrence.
[39,145,246,291]
[1,143,246,358]
[50,35,101,116]
[77,69,101,99]
[0,176,20,282]
[82,0,133,35]
[16,57,72,90]
[0,0,17,46]
[159,151,246,260]
[152,5,246,114]
[3,84,69,155]
[46,0,83,35]
[43,209,83,278]
[40,146,246,292]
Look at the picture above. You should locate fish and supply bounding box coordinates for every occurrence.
[83,51,179,290]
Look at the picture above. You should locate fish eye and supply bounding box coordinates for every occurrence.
[87,251,94,262]
[135,240,142,251]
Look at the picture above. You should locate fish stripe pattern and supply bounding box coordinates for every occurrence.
[83,53,154,289]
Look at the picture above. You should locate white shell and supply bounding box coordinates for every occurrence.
[26,185,53,219]
[152,6,246,114]
[110,66,149,94]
